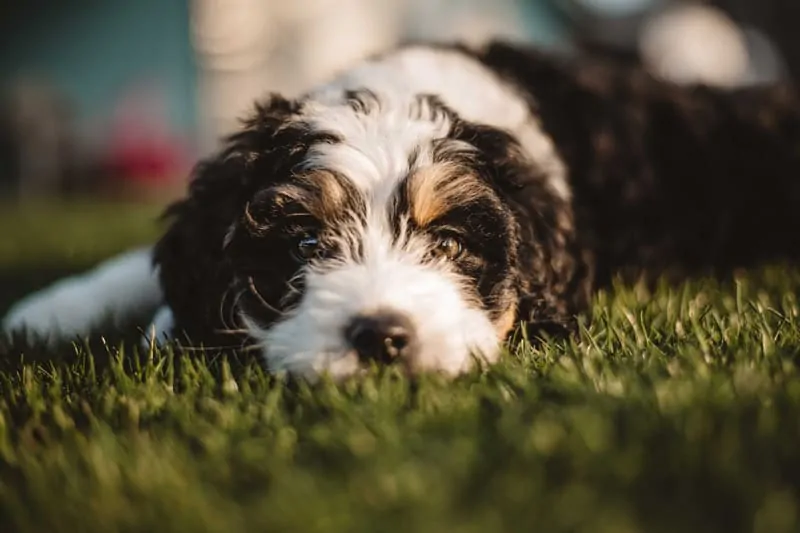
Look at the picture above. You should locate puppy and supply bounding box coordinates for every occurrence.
[5,41,800,378]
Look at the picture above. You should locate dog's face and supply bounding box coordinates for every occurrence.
[218,92,522,378]
[156,49,583,379]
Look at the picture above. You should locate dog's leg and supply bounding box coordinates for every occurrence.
[2,246,165,344]
[141,305,175,349]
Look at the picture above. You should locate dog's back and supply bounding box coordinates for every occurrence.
[478,42,800,286]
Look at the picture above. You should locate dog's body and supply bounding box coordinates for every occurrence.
[5,41,800,377]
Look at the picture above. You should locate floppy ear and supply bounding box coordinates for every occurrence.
[461,123,593,341]
[505,171,593,342]
[152,95,302,345]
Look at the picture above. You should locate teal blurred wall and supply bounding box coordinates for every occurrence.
[0,1,198,137]
[0,0,567,143]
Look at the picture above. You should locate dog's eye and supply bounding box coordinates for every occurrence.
[433,235,463,260]
[294,235,320,261]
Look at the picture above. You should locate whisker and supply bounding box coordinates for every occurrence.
[241,344,263,352]
[279,272,306,309]
[212,328,251,336]
[284,274,303,296]
[174,328,261,353]
[218,286,235,331]
[226,288,248,330]
[247,276,285,317]
[173,343,263,353]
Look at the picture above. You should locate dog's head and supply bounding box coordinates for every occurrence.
[155,48,587,378]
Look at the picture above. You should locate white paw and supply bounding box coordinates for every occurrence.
[140,306,175,350]
[3,246,163,345]
[2,278,106,344]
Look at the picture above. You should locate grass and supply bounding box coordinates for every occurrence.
[1,201,800,533]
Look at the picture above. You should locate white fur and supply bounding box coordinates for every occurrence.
[243,223,500,378]
[142,305,175,349]
[302,92,452,201]
[2,247,163,344]
[309,45,571,200]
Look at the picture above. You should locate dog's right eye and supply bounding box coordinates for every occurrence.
[432,234,464,260]
[293,235,320,262]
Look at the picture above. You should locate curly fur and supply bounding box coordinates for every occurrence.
[5,40,800,378]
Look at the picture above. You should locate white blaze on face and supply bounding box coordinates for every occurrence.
[301,90,452,206]
[243,219,501,378]
[240,94,499,378]
[239,46,548,378]
[309,45,571,201]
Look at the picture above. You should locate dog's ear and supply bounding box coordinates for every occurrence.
[153,95,303,344]
[503,170,592,342]
[460,123,593,342]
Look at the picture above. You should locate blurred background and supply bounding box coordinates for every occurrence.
[0,0,798,204]
[0,0,798,322]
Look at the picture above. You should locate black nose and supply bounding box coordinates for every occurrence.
[345,311,417,364]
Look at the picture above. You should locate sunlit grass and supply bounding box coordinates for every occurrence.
[0,203,799,533]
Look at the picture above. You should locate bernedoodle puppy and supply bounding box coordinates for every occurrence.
[5,41,800,378]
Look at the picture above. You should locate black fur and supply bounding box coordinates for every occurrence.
[154,96,337,347]
[478,42,800,284]
[154,40,800,352]
[448,119,585,338]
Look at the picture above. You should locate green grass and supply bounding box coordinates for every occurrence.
[0,199,163,269]
[1,202,800,533]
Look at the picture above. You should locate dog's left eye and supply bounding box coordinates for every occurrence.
[433,235,463,260]
[294,235,320,261]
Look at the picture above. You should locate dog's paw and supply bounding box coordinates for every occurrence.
[3,247,163,345]
[140,306,175,350]
[2,278,104,344]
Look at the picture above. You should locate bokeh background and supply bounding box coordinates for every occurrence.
[0,0,797,203]
[0,0,798,312]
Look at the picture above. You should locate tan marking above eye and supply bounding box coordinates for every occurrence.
[407,163,487,227]
[299,171,346,213]
[274,171,349,222]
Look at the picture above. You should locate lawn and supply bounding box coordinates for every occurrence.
[0,200,799,533]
